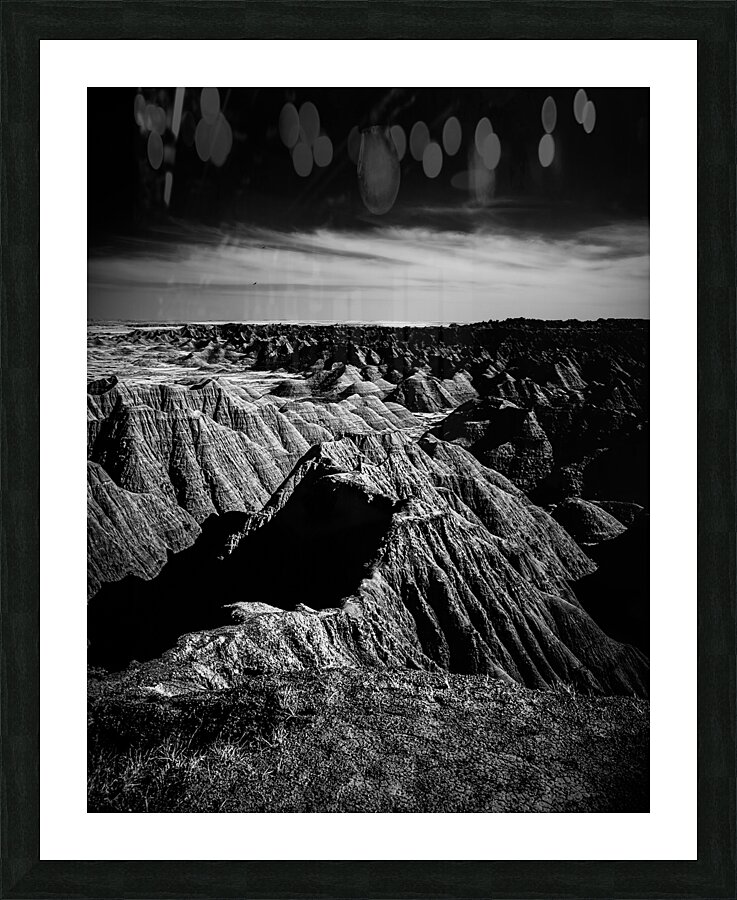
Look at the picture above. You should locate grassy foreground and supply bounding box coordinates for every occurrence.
[88,668,648,813]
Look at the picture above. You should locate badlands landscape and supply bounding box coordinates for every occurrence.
[87,318,649,812]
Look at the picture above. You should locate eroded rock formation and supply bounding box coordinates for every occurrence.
[87,319,649,699]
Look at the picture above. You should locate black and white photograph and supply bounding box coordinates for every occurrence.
[87,86,650,814]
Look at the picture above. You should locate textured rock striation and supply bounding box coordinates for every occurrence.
[87,377,420,596]
[432,399,555,492]
[92,431,647,697]
[87,462,201,597]
[93,318,648,505]
[87,319,649,700]
[550,497,627,546]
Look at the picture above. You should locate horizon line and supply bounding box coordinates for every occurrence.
[88,316,650,327]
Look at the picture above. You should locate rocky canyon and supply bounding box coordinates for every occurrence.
[87,318,649,812]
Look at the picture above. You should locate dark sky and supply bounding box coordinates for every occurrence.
[88,87,649,323]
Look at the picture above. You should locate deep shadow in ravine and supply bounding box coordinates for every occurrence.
[88,472,396,671]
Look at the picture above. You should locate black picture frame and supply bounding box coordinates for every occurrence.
[2,3,734,898]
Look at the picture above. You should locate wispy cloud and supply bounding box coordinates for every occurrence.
[88,222,649,323]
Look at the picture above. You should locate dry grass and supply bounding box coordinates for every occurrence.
[88,668,649,813]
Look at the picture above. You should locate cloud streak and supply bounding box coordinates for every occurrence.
[88,222,649,323]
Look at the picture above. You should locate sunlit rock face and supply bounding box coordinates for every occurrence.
[87,319,649,699]
[550,497,627,546]
[86,377,423,596]
[87,462,201,598]
[432,401,555,493]
[89,428,647,699]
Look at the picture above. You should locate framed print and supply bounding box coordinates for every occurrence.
[2,2,735,898]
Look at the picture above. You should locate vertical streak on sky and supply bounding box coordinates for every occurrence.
[88,222,649,323]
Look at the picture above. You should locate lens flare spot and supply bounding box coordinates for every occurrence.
[150,106,166,136]
[164,172,173,207]
[200,88,220,123]
[358,126,400,215]
[147,130,164,169]
[465,145,495,205]
[313,134,333,168]
[171,88,185,139]
[422,142,443,178]
[474,117,493,156]
[390,125,406,161]
[409,121,430,161]
[195,118,212,161]
[210,113,233,167]
[144,104,156,131]
[450,170,470,191]
[279,103,300,149]
[538,133,555,168]
[442,116,462,156]
[134,93,146,127]
[583,100,597,134]
[299,102,320,145]
[542,96,557,133]
[482,132,501,170]
[292,141,313,177]
[574,89,588,124]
